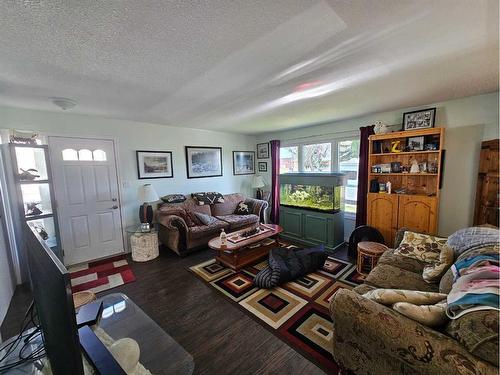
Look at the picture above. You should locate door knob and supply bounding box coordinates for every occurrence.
[111,205,118,209]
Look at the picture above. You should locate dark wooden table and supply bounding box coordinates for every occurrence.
[208,224,283,270]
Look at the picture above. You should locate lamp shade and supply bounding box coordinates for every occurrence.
[138,184,159,202]
[252,175,265,189]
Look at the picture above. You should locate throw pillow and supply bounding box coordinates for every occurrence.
[192,192,225,205]
[234,200,254,215]
[362,289,447,305]
[392,301,448,327]
[161,194,186,204]
[185,210,202,226]
[447,226,500,257]
[194,212,218,225]
[164,208,197,227]
[393,231,447,263]
[422,243,455,283]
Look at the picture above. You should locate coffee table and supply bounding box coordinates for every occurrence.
[208,224,283,270]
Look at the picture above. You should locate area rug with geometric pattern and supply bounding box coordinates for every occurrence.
[189,247,365,373]
[68,254,136,294]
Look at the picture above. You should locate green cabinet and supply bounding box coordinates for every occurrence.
[280,205,344,251]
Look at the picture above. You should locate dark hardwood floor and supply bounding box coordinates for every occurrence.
[1,244,350,375]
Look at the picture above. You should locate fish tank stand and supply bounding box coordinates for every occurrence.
[279,173,345,252]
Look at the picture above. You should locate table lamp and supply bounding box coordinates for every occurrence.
[252,175,265,199]
[138,184,159,231]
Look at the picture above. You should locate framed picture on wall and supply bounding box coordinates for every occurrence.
[257,143,269,159]
[185,146,223,179]
[402,108,436,130]
[233,151,255,175]
[136,150,173,179]
[258,162,267,172]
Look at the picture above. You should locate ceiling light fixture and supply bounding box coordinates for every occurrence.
[50,97,77,110]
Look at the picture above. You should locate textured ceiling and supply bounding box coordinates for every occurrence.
[0,0,498,134]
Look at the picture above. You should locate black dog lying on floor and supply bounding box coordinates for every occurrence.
[254,245,327,288]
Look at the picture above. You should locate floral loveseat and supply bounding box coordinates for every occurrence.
[330,227,499,375]
[156,193,268,256]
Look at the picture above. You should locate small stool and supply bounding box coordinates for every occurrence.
[73,290,97,309]
[356,241,389,275]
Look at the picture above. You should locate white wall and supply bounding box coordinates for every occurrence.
[256,92,499,237]
[0,105,257,279]
[0,188,16,328]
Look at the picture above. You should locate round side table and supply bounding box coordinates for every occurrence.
[126,225,159,262]
[356,241,388,275]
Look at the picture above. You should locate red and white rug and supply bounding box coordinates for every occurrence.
[68,254,136,294]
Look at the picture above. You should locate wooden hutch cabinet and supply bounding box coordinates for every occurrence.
[367,127,444,245]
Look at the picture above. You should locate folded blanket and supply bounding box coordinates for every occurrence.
[447,254,500,319]
[447,226,499,256]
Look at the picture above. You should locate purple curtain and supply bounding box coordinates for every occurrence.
[355,125,375,227]
[270,140,280,224]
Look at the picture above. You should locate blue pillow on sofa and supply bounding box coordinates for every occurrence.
[194,212,218,225]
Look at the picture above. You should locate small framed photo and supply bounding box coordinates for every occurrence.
[233,151,255,175]
[257,143,269,159]
[185,146,223,179]
[136,150,173,179]
[402,108,436,130]
[408,136,425,151]
[258,162,267,172]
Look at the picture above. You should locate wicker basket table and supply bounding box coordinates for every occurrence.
[127,225,159,262]
[356,241,388,275]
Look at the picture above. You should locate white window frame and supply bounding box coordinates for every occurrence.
[280,131,358,174]
[280,131,359,218]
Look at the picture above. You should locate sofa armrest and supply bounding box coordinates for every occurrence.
[246,197,268,222]
[330,289,497,375]
[157,214,189,254]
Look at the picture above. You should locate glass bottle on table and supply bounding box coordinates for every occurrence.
[220,229,227,246]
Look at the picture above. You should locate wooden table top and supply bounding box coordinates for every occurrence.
[208,224,283,252]
[357,241,388,255]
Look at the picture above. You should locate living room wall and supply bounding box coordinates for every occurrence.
[255,92,499,237]
[0,105,257,259]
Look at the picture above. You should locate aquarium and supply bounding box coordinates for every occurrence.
[280,183,343,213]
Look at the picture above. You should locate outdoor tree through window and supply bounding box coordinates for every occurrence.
[279,146,299,173]
[303,143,331,172]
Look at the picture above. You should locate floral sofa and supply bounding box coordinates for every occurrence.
[330,228,499,375]
[156,193,268,256]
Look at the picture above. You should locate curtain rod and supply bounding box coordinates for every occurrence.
[278,124,400,143]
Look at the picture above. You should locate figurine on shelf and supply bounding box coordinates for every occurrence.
[9,130,39,145]
[26,202,43,216]
[18,168,40,181]
[34,224,49,240]
[390,141,402,153]
[409,158,420,174]
[373,121,390,134]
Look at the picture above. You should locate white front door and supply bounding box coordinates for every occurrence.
[49,136,124,265]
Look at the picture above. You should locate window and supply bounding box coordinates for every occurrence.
[279,136,360,214]
[62,148,78,161]
[62,148,107,161]
[338,139,360,214]
[303,143,331,172]
[280,146,298,173]
[78,149,93,161]
[92,149,107,161]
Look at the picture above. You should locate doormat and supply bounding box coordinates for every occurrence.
[189,250,365,373]
[68,254,136,294]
